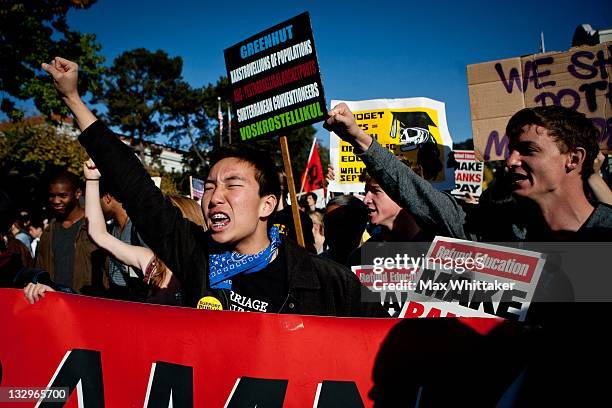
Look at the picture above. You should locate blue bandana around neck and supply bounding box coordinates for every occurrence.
[209,226,281,290]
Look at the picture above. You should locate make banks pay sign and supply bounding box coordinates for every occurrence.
[224,12,327,141]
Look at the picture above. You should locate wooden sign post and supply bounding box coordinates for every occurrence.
[280,136,305,247]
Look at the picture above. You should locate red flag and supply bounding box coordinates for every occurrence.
[300,138,325,193]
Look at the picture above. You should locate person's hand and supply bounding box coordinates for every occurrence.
[41,56,97,131]
[84,159,101,180]
[324,103,361,139]
[41,57,80,103]
[326,165,335,181]
[23,282,55,304]
[463,192,478,204]
[593,151,606,174]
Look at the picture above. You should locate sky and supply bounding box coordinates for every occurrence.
[59,0,612,146]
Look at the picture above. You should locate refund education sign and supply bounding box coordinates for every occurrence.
[224,12,326,141]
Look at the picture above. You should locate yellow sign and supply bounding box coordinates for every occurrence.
[329,98,454,192]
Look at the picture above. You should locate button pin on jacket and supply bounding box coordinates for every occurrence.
[197,296,223,310]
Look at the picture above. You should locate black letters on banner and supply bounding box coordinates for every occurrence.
[145,361,193,408]
[225,377,288,407]
[315,381,364,407]
[40,349,104,408]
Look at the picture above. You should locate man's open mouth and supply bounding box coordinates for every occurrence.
[209,212,230,231]
[509,172,530,184]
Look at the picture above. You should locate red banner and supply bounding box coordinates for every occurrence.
[0,289,505,407]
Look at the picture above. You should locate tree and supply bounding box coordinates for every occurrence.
[0,118,89,210]
[102,48,183,161]
[162,80,212,170]
[0,0,105,120]
[165,75,235,175]
[0,119,87,179]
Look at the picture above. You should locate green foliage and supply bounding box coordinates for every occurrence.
[103,48,183,144]
[170,76,235,174]
[161,171,190,197]
[162,80,212,170]
[0,0,105,120]
[0,119,88,179]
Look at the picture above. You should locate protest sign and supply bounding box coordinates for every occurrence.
[0,289,508,407]
[451,150,484,198]
[349,238,548,322]
[328,98,455,193]
[467,42,612,161]
[224,12,326,141]
[394,237,546,321]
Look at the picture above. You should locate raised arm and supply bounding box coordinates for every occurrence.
[324,103,467,239]
[83,159,153,272]
[43,57,204,285]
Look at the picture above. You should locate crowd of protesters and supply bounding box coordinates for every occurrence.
[1,56,611,322]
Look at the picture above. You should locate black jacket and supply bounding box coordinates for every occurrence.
[80,121,386,317]
[274,237,386,316]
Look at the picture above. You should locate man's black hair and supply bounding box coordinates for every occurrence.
[28,214,45,230]
[209,144,281,199]
[506,106,599,182]
[298,195,309,210]
[416,143,443,181]
[306,192,318,202]
[48,168,81,192]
